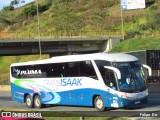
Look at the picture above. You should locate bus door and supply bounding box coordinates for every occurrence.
[105,71,117,90]
[103,66,121,107]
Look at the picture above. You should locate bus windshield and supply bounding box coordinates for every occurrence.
[113,61,147,93]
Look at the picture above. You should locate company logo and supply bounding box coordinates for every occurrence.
[13,68,21,75]
[13,68,42,75]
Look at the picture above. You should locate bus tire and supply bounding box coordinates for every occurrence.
[25,95,34,108]
[34,95,42,108]
[94,96,105,112]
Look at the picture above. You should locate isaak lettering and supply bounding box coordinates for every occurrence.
[44,78,82,86]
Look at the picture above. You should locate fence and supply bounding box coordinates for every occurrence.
[133,32,160,39]
[1,31,160,40]
[0,31,122,39]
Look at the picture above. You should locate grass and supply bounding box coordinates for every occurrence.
[1,0,160,38]
[110,38,160,52]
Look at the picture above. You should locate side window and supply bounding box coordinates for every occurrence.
[26,65,42,78]
[65,62,79,77]
[51,63,65,77]
[95,60,111,80]
[79,60,97,79]
[39,64,51,78]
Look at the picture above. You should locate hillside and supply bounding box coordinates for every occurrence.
[0,0,160,38]
[0,0,119,35]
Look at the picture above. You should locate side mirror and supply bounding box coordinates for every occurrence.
[142,64,152,76]
[104,66,121,79]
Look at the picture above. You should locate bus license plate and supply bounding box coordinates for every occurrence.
[135,101,140,104]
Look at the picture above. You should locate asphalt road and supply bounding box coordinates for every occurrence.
[0,91,160,117]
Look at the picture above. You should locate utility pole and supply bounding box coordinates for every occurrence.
[120,0,124,41]
[36,0,42,59]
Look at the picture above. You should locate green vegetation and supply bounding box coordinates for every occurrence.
[110,38,160,52]
[21,0,52,18]
[0,1,156,38]
[0,0,159,36]
[2,6,14,11]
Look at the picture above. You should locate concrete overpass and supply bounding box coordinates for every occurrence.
[0,36,121,56]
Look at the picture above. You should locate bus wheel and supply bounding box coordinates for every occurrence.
[94,96,105,112]
[34,95,42,108]
[25,95,34,108]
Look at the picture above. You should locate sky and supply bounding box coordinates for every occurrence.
[0,0,34,10]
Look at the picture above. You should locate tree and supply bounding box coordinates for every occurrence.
[2,6,14,11]
[21,0,25,3]
[10,0,25,8]
[10,0,19,7]
[23,5,37,17]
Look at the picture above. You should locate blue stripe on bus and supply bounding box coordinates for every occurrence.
[11,83,148,107]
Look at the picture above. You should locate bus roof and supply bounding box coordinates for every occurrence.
[11,52,138,66]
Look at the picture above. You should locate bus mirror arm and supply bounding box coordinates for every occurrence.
[142,64,152,76]
[104,66,121,79]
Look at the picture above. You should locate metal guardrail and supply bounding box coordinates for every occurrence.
[0,31,122,39]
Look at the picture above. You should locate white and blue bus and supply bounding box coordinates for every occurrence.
[10,53,151,111]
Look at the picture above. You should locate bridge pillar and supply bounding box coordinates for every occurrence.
[105,37,121,52]
[106,38,112,51]
[67,44,74,55]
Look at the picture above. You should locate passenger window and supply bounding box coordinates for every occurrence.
[65,62,79,77]
[79,61,97,79]
[51,63,65,77]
